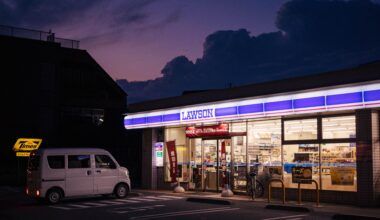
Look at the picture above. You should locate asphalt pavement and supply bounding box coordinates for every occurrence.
[0,186,379,220]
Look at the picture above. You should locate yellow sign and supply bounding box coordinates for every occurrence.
[16,152,31,157]
[13,138,42,152]
[331,167,355,185]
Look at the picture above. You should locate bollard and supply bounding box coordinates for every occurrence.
[296,179,320,207]
[267,179,285,204]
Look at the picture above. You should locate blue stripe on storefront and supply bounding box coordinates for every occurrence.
[293,96,325,109]
[125,89,378,127]
[215,106,238,117]
[238,103,263,114]
[163,113,181,122]
[326,92,362,105]
[130,117,146,125]
[264,100,292,112]
[364,89,380,102]
[147,115,162,124]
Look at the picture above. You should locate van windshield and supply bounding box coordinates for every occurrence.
[28,155,40,171]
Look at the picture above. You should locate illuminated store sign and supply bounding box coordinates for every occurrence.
[124,82,380,129]
[13,138,42,157]
[186,124,229,137]
[181,108,215,121]
[13,138,42,152]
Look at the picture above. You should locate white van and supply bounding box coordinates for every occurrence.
[26,148,131,204]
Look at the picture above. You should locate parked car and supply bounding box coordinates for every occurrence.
[26,148,131,204]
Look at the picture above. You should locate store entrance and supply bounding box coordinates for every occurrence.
[189,138,231,192]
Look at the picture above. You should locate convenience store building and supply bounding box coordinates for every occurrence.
[124,61,380,207]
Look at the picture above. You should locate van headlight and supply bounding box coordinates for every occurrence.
[125,169,129,177]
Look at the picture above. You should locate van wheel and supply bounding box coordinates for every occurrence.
[46,188,62,204]
[114,183,129,198]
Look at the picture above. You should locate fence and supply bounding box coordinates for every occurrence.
[0,25,80,49]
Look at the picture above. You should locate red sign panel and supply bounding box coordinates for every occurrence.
[166,140,177,182]
[185,124,229,137]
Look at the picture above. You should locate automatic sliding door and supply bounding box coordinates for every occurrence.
[202,139,218,191]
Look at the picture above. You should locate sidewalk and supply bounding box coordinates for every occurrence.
[133,189,380,219]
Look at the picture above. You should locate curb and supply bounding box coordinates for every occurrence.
[186,197,232,205]
[332,214,380,220]
[265,204,311,212]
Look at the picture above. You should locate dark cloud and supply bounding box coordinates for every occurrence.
[0,0,103,28]
[0,0,165,41]
[119,0,380,103]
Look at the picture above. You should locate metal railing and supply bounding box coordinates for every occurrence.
[267,179,286,204]
[297,180,320,207]
[0,25,80,49]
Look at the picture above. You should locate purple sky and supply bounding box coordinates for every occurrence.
[0,0,287,81]
[83,0,287,81]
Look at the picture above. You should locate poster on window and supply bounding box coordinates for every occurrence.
[330,167,355,185]
[155,142,164,167]
[166,140,177,182]
[292,166,312,183]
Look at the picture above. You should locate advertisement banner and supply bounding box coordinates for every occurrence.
[155,142,164,167]
[292,166,313,184]
[221,141,226,186]
[330,167,355,185]
[166,140,177,182]
[185,124,229,138]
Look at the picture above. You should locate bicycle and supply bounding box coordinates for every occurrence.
[246,171,265,199]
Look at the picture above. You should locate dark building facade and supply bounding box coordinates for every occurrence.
[1,30,129,185]
[125,61,380,207]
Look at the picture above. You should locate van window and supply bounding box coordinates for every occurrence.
[28,155,40,171]
[47,156,65,169]
[68,155,91,168]
[95,155,116,169]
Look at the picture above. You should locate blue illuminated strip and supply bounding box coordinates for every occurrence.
[124,118,133,126]
[264,100,292,112]
[326,92,362,105]
[163,113,180,122]
[215,106,238,117]
[293,96,325,109]
[147,115,162,124]
[125,83,380,128]
[238,103,263,114]
[364,89,380,102]
[131,117,146,125]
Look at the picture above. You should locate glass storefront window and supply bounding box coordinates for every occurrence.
[231,122,247,191]
[248,120,282,183]
[321,143,356,191]
[322,116,356,139]
[164,127,189,182]
[283,144,320,189]
[284,119,317,141]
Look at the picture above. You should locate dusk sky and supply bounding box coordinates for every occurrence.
[1,0,286,81]
[2,0,380,103]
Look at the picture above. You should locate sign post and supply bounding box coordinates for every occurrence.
[13,138,42,185]
[166,140,185,193]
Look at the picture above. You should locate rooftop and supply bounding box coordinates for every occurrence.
[0,25,79,49]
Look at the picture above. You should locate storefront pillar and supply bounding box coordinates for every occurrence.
[355,109,378,207]
[141,128,157,189]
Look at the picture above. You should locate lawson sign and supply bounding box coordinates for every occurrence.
[124,82,380,129]
[181,108,215,121]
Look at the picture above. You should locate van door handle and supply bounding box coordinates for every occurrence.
[87,170,92,175]
[96,170,101,174]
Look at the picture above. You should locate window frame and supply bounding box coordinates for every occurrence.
[47,155,65,169]
[95,154,117,169]
[68,154,91,169]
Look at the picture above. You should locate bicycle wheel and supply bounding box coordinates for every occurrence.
[254,180,264,197]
